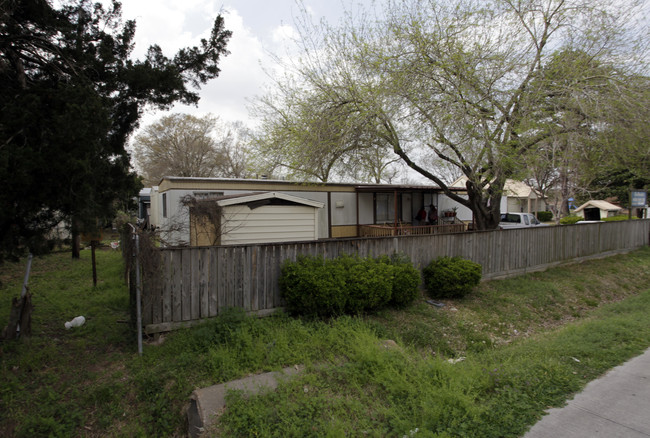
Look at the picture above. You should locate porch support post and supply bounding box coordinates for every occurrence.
[356,191,360,237]
[327,192,332,239]
[393,190,398,235]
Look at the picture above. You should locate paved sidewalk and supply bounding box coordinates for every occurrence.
[524,348,650,437]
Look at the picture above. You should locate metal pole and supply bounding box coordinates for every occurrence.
[129,224,143,356]
[135,232,143,355]
[17,253,34,337]
[21,253,33,298]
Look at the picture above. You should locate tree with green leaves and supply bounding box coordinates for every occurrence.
[520,52,650,218]
[251,82,403,183]
[256,0,647,229]
[0,0,231,259]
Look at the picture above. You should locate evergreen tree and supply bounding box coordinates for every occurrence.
[0,0,231,259]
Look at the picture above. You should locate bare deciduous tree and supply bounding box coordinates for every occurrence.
[133,114,251,185]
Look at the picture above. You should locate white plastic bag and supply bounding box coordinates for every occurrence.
[65,316,86,330]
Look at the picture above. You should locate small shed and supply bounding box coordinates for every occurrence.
[574,200,623,220]
[189,192,324,246]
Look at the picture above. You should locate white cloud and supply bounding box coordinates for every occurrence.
[94,0,374,131]
[188,7,271,123]
[132,5,272,128]
[272,24,300,44]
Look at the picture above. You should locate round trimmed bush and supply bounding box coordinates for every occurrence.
[536,211,553,222]
[342,255,393,314]
[423,256,482,299]
[279,256,346,317]
[559,215,582,225]
[280,253,422,317]
[387,254,420,308]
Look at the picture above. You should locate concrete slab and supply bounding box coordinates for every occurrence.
[187,365,303,437]
[524,348,650,438]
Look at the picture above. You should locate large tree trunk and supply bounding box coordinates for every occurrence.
[559,167,571,217]
[466,180,502,230]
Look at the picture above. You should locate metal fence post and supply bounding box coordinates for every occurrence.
[129,224,143,355]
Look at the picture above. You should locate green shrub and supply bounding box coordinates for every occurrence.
[387,253,421,308]
[279,256,346,317]
[340,255,393,314]
[560,215,582,225]
[603,215,631,222]
[536,211,553,222]
[280,253,421,317]
[423,256,482,299]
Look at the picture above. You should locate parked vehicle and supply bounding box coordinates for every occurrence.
[499,212,549,229]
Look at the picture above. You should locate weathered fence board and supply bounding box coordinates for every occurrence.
[138,220,650,333]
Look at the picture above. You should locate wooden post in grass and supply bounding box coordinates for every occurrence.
[91,240,98,287]
[1,254,34,340]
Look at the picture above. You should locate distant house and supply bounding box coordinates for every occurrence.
[574,200,623,220]
[451,177,546,214]
[137,188,151,228]
[503,180,547,214]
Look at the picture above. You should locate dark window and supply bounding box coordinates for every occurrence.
[162,193,167,218]
[193,191,224,200]
[501,213,521,223]
[375,193,395,223]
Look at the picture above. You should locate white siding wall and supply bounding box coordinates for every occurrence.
[507,198,522,212]
[157,189,194,245]
[438,194,474,222]
[149,186,160,228]
[221,205,318,245]
[330,192,358,226]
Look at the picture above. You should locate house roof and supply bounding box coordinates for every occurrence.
[574,200,622,213]
[450,177,542,199]
[353,184,463,193]
[156,176,455,194]
[503,180,540,199]
[212,192,325,209]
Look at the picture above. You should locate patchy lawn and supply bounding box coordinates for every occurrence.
[1,246,649,437]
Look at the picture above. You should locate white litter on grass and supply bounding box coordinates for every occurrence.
[65,316,86,329]
[447,357,466,364]
[571,357,581,362]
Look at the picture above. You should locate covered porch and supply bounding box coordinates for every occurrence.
[352,184,468,237]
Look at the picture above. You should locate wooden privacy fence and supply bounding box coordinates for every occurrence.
[136,220,650,334]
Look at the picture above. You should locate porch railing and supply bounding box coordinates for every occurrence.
[359,223,467,237]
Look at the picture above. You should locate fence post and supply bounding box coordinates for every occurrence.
[129,224,143,356]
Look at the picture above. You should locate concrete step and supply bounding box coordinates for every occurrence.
[187,365,304,437]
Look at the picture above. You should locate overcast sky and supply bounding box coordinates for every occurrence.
[116,0,364,128]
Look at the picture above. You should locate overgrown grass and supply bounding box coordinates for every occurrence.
[1,246,649,437]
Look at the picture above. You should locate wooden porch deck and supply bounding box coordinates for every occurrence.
[359,223,467,237]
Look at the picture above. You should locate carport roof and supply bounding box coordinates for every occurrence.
[211,192,324,209]
[574,200,622,213]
